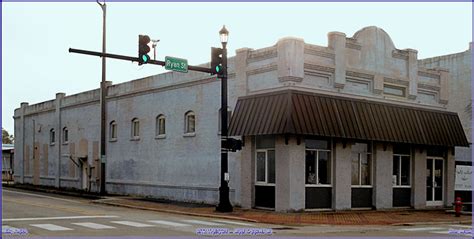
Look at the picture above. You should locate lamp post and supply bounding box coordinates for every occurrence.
[97,0,107,195]
[216,25,233,213]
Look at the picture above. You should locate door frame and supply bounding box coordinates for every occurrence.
[426,157,444,207]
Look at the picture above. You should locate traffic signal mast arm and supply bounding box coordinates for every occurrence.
[68,48,213,74]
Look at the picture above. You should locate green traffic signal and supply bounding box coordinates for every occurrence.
[215,65,221,73]
[142,54,150,63]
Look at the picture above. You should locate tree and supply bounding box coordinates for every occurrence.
[2,128,14,144]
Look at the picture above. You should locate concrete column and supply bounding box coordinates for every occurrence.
[235,48,251,96]
[445,148,455,207]
[407,49,418,99]
[373,143,393,209]
[55,93,65,188]
[240,136,255,209]
[19,102,29,184]
[277,37,304,83]
[412,147,427,209]
[436,68,450,105]
[328,32,346,89]
[332,141,352,210]
[275,136,305,212]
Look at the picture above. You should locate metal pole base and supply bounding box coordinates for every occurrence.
[216,186,233,212]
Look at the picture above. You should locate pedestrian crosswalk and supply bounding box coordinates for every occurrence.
[2,217,260,234]
[398,225,472,237]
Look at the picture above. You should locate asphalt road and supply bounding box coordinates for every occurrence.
[2,187,472,237]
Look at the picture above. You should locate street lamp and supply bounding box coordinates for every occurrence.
[216,25,233,213]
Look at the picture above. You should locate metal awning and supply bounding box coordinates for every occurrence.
[228,90,469,147]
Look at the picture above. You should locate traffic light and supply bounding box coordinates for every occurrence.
[138,35,151,65]
[223,138,242,152]
[211,47,223,76]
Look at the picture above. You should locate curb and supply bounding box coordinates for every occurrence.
[92,200,260,223]
[391,220,473,226]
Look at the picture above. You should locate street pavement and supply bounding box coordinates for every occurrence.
[2,187,472,237]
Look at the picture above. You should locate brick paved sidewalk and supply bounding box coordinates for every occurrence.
[94,197,472,226]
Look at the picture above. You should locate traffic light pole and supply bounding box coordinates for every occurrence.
[216,44,233,213]
[69,48,213,74]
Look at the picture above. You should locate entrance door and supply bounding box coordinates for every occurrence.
[426,158,444,206]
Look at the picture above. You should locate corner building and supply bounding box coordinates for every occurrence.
[14,26,469,212]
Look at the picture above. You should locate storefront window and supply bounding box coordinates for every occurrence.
[351,143,372,186]
[393,145,411,186]
[305,139,331,185]
[256,136,275,184]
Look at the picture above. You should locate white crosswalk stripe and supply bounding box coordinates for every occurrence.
[148,220,191,227]
[399,227,444,231]
[110,221,155,228]
[72,222,116,229]
[30,224,73,231]
[181,219,225,226]
[449,225,473,229]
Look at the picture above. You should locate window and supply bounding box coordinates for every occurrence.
[383,84,406,97]
[351,143,372,186]
[305,139,332,185]
[50,129,55,145]
[156,115,166,137]
[218,108,232,134]
[109,121,117,141]
[393,145,411,186]
[256,136,275,184]
[131,118,140,139]
[184,111,195,134]
[62,127,68,144]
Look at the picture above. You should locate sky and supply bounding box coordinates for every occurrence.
[2,2,472,135]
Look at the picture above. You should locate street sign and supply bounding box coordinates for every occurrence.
[165,56,188,73]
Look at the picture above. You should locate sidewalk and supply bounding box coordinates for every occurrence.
[93,197,473,226]
[4,183,471,226]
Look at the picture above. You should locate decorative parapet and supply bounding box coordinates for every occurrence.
[418,70,441,80]
[392,49,409,60]
[246,63,278,76]
[346,71,374,80]
[304,63,335,74]
[247,46,277,64]
[304,44,335,60]
[345,38,362,50]
[418,83,441,91]
[384,77,409,86]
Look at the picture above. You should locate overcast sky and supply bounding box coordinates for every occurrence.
[2,2,472,135]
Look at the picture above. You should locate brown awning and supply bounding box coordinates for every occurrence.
[229,90,469,147]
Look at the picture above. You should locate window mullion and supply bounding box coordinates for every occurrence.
[315,150,319,185]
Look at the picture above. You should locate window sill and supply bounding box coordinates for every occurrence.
[109,138,117,142]
[50,143,56,146]
[155,135,166,139]
[183,132,196,137]
[255,183,275,186]
[351,185,373,188]
[393,185,411,188]
[130,137,140,141]
[305,184,332,187]
[62,142,69,145]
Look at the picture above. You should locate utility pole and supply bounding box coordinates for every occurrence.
[97,0,107,195]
